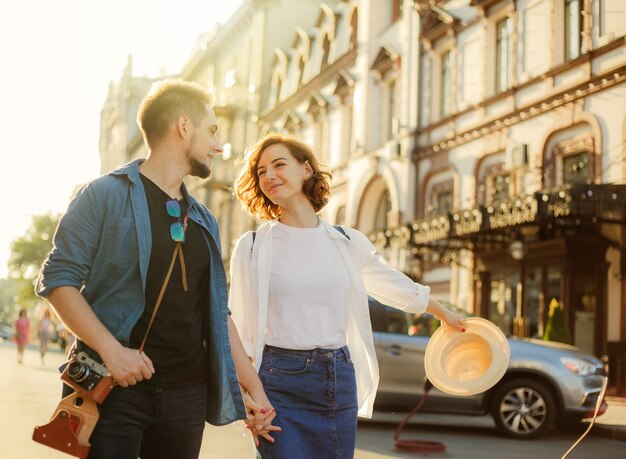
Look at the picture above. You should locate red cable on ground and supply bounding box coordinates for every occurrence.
[393,379,446,454]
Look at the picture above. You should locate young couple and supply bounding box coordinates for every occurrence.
[38,79,464,459]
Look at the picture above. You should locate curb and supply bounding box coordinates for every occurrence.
[590,424,626,442]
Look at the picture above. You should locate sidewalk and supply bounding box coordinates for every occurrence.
[590,395,626,441]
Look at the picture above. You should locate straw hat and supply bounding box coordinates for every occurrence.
[424,317,510,396]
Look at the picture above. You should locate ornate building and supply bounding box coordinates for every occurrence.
[99,1,626,375]
[260,0,626,362]
[408,0,626,359]
[99,55,157,175]
[99,0,340,260]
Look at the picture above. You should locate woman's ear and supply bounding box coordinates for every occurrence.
[304,160,313,179]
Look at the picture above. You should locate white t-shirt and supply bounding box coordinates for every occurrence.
[265,221,350,350]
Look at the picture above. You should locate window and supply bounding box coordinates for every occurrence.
[489,173,510,202]
[434,190,453,215]
[495,17,511,93]
[565,0,582,60]
[369,299,410,334]
[374,189,392,230]
[563,151,589,184]
[441,50,452,117]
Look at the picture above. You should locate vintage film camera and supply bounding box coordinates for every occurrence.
[61,351,115,404]
[33,351,115,458]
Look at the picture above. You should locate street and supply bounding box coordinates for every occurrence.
[1,341,624,458]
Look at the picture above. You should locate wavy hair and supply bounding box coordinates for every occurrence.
[234,133,332,221]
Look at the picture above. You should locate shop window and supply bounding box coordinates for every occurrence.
[489,274,518,337]
[524,267,543,339]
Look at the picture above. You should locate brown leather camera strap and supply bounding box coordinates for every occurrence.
[139,242,188,352]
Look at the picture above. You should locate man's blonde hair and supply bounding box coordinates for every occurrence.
[137,79,213,149]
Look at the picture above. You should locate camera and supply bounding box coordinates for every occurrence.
[61,351,115,404]
[34,351,115,457]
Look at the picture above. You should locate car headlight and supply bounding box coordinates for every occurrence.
[560,357,596,375]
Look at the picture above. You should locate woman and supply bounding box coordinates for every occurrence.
[14,308,30,364]
[38,309,54,364]
[229,133,465,458]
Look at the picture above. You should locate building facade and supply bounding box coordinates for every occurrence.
[410,0,625,360]
[259,0,626,362]
[99,0,626,384]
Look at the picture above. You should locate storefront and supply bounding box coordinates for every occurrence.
[405,183,625,358]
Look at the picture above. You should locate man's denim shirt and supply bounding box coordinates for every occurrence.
[37,159,245,425]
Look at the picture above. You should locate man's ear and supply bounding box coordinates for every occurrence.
[177,114,190,138]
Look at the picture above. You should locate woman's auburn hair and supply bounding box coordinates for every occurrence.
[234,132,332,221]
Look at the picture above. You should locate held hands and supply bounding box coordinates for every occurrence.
[241,386,281,446]
[101,343,155,387]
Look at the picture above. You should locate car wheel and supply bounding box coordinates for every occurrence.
[491,378,556,439]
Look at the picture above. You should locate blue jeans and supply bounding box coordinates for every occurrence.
[86,380,207,459]
[257,345,358,459]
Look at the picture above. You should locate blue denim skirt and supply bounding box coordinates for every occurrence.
[257,345,358,459]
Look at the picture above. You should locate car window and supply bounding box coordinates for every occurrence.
[368,298,410,334]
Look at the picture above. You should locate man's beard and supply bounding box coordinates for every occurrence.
[186,136,212,179]
[188,154,212,179]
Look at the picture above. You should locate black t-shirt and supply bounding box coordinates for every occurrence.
[129,174,210,387]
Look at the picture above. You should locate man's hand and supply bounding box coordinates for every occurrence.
[100,344,155,387]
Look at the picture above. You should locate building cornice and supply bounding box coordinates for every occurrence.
[260,49,357,122]
[414,38,626,159]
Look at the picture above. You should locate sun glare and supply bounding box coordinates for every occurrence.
[0,0,243,278]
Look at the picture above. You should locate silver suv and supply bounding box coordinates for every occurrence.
[369,299,607,439]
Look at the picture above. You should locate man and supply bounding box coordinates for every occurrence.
[37,79,274,458]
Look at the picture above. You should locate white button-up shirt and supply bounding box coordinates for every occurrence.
[229,220,431,418]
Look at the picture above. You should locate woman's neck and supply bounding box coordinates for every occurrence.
[278,206,319,228]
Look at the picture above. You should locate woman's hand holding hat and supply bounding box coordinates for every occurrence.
[426,298,465,331]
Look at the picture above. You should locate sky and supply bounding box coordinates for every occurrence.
[0,0,243,278]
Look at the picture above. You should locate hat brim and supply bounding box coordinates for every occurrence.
[424,317,510,396]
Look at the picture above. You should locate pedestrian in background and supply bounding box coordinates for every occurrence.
[37,309,54,365]
[14,308,30,364]
[230,133,465,458]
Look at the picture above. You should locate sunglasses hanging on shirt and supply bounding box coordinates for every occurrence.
[166,199,188,242]
[165,199,189,292]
